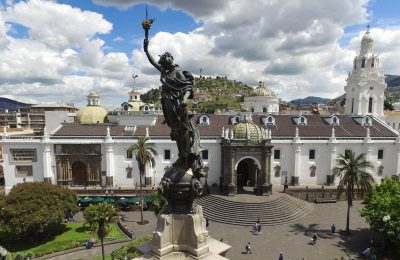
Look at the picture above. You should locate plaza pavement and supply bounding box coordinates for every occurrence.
[50,187,375,260]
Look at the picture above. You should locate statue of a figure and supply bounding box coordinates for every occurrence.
[142,19,204,213]
[142,27,204,179]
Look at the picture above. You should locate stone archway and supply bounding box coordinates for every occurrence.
[72,161,88,186]
[235,157,261,191]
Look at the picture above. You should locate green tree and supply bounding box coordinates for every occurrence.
[129,137,157,224]
[0,182,78,239]
[361,177,400,243]
[84,203,117,260]
[149,191,166,216]
[332,151,375,235]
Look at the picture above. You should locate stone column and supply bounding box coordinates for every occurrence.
[261,145,272,195]
[365,142,374,181]
[105,143,114,186]
[42,143,53,183]
[292,144,301,185]
[329,145,337,185]
[227,149,236,196]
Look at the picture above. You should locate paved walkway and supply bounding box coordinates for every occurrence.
[49,190,375,260]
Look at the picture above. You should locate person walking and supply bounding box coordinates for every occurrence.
[312,233,318,245]
[245,242,252,254]
[278,252,284,260]
[257,224,262,235]
[331,224,336,233]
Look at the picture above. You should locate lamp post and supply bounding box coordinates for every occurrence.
[105,190,109,203]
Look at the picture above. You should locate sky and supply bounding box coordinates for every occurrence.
[0,0,399,109]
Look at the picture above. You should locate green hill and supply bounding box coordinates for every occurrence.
[141,76,253,113]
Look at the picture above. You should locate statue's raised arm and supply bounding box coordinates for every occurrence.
[142,19,161,71]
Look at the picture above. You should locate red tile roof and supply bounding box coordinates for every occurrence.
[52,114,398,138]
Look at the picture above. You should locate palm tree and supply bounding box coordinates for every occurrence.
[129,137,157,224]
[332,151,375,235]
[83,203,117,260]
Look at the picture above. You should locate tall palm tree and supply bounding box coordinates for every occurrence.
[332,151,375,235]
[83,203,117,260]
[129,137,157,224]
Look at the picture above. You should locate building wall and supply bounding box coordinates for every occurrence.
[2,135,399,194]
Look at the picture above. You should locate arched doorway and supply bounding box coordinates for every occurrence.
[236,158,260,192]
[237,160,249,187]
[72,161,88,186]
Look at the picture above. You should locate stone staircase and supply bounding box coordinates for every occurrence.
[195,193,313,226]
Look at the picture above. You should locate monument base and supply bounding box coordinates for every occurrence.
[135,205,231,259]
[261,183,273,195]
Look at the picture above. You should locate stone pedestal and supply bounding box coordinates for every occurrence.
[136,205,231,259]
[227,183,236,196]
[261,183,273,195]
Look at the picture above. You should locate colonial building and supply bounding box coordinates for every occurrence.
[2,30,399,195]
[344,29,386,118]
[2,112,399,195]
[107,88,161,126]
[76,91,108,124]
[241,81,279,114]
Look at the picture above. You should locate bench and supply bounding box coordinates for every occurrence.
[315,198,337,203]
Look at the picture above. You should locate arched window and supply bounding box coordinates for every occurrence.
[368,97,373,113]
[332,117,337,124]
[361,58,366,68]
[371,58,375,68]
[268,117,273,123]
[365,117,369,124]
[235,117,239,123]
[263,107,267,113]
[144,106,149,111]
[202,116,207,123]
[300,117,305,124]
[351,98,354,114]
[251,107,254,112]
[354,60,357,70]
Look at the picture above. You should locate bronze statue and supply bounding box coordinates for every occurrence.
[142,19,204,213]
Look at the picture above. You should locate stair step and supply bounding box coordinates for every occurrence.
[194,193,313,226]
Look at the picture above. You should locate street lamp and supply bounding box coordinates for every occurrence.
[105,190,114,204]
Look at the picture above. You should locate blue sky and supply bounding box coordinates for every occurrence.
[0,0,399,107]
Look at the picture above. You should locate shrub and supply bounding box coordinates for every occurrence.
[111,235,152,259]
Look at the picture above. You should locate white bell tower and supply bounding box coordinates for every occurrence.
[344,28,386,117]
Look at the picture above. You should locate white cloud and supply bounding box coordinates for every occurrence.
[128,0,400,101]
[5,0,112,49]
[0,0,399,107]
[0,0,134,107]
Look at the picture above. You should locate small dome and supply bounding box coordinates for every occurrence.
[250,81,276,97]
[87,91,99,97]
[360,30,373,54]
[76,106,107,124]
[129,88,141,95]
[232,121,263,143]
[362,30,373,42]
[251,87,276,97]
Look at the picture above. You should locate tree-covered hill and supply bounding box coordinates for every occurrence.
[141,76,253,113]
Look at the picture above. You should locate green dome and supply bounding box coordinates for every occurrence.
[232,121,263,143]
[76,106,108,124]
